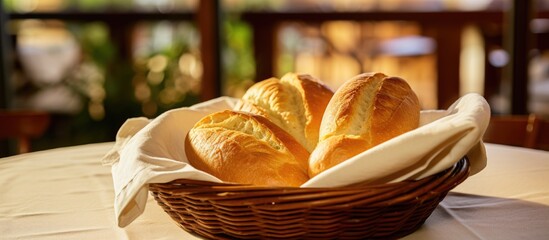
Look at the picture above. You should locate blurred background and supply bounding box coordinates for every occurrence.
[1,0,548,156]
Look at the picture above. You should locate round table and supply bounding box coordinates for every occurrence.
[1,142,548,239]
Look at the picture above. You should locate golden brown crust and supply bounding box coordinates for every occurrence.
[309,72,420,177]
[308,136,369,176]
[234,73,334,152]
[370,76,421,146]
[187,72,419,184]
[185,110,309,187]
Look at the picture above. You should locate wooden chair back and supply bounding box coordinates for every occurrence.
[0,110,51,154]
[483,114,549,151]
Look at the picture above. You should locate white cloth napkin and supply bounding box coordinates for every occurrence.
[102,93,490,228]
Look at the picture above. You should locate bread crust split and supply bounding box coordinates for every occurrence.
[234,73,334,152]
[309,72,420,177]
[185,110,310,187]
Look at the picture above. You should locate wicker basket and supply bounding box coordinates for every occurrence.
[150,157,469,239]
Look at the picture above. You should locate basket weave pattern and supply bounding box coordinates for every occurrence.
[150,157,469,239]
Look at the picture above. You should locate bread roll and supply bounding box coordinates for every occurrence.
[309,72,420,177]
[185,110,309,187]
[234,73,334,152]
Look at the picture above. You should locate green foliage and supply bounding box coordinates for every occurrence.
[4,2,260,149]
[222,14,255,96]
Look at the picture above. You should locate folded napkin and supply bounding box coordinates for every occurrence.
[102,93,490,227]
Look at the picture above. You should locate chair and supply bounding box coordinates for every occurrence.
[537,120,549,151]
[0,110,51,154]
[483,114,549,151]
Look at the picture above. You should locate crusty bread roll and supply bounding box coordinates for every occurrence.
[185,110,309,187]
[309,72,420,177]
[234,73,334,152]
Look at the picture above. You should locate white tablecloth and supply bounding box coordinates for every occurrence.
[1,142,548,239]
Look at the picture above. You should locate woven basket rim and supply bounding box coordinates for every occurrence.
[150,157,470,239]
